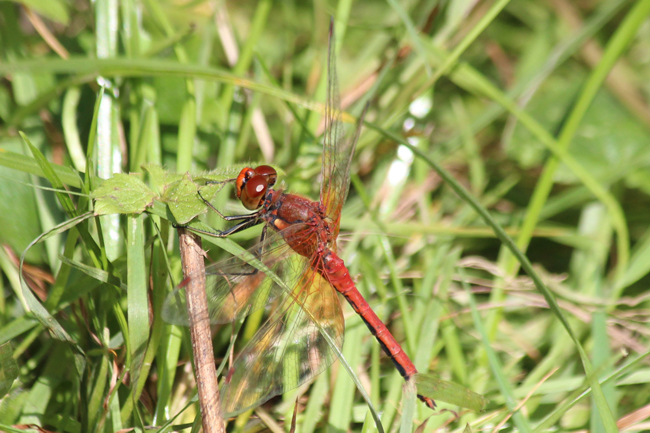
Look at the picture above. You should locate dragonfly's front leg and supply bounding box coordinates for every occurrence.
[198,189,257,222]
[175,214,263,238]
[192,189,271,277]
[171,190,264,238]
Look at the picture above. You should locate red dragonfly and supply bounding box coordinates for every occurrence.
[164,22,435,417]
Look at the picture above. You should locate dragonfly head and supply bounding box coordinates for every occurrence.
[236,165,277,210]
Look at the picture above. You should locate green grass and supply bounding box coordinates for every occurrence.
[2,0,650,432]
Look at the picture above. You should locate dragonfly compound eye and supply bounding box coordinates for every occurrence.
[252,165,278,188]
[240,173,270,210]
[236,168,255,198]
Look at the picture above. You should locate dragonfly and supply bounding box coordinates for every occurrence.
[164,21,436,417]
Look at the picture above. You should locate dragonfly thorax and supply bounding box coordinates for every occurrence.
[263,192,334,258]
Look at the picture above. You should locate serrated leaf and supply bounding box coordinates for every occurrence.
[92,173,155,215]
[161,173,210,225]
[192,171,239,187]
[142,163,184,196]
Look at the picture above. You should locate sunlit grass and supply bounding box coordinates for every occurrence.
[2,1,650,432]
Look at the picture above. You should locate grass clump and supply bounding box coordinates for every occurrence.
[1,1,650,432]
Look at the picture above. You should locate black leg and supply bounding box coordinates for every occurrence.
[259,224,268,244]
[188,217,264,238]
[249,224,269,260]
[198,189,259,222]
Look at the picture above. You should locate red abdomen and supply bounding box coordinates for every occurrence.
[321,251,418,379]
[320,251,436,408]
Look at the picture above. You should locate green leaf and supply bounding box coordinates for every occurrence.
[161,173,221,225]
[58,256,127,291]
[122,215,149,422]
[0,149,81,188]
[21,132,76,218]
[142,163,184,196]
[92,173,155,215]
[413,373,488,412]
[0,342,19,399]
[0,145,46,264]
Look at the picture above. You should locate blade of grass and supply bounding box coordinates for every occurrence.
[386,0,432,76]
[177,98,197,172]
[59,255,126,290]
[447,0,630,153]
[460,266,530,431]
[0,149,81,187]
[615,227,650,291]
[378,0,511,130]
[399,379,417,433]
[0,342,18,399]
[376,236,416,356]
[328,319,365,432]
[20,132,76,217]
[150,221,183,425]
[61,86,86,173]
[95,0,122,263]
[300,372,330,433]
[438,249,467,385]
[120,215,150,422]
[0,58,357,124]
[532,348,650,432]
[217,0,272,126]
[87,341,109,428]
[429,0,511,85]
[141,0,197,173]
[0,316,39,346]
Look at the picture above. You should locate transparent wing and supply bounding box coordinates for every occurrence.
[319,21,368,240]
[220,266,344,417]
[162,225,313,326]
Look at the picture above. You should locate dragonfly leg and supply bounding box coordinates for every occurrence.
[258,223,268,244]
[198,189,261,222]
[218,218,264,236]
[189,218,264,238]
[249,224,269,260]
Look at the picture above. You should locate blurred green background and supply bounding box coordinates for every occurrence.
[1,0,650,432]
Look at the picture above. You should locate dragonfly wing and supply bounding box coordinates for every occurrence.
[319,22,368,240]
[162,228,298,326]
[319,22,345,227]
[220,267,344,417]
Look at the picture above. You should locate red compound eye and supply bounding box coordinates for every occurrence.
[252,165,277,188]
[235,165,278,210]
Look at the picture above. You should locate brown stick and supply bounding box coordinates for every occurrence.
[177,228,224,433]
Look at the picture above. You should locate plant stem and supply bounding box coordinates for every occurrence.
[177,228,223,433]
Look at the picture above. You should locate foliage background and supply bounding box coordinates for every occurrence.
[1,0,650,432]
